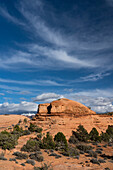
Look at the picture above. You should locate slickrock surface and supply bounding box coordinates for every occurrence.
[0,114,113,170]
[32,114,113,139]
[0,115,30,132]
[36,98,96,121]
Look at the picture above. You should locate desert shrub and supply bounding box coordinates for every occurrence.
[21,138,40,152]
[0,131,18,150]
[100,125,113,142]
[1,130,10,135]
[54,132,68,151]
[0,152,4,157]
[90,158,100,165]
[24,118,27,124]
[37,133,42,140]
[105,168,110,170]
[98,159,106,163]
[13,151,28,159]
[72,125,89,142]
[21,163,25,166]
[41,132,55,149]
[34,163,52,170]
[106,125,113,135]
[89,128,101,142]
[68,146,79,157]
[100,132,110,142]
[28,123,42,133]
[13,124,23,132]
[18,119,22,124]
[29,152,44,162]
[76,144,93,152]
[49,153,57,157]
[95,149,102,154]
[0,156,7,160]
[9,158,16,161]
[11,125,23,137]
[12,124,31,137]
[22,130,31,136]
[26,159,35,166]
[88,150,97,158]
[68,135,79,144]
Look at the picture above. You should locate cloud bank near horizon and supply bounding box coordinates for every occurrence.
[0,91,113,114]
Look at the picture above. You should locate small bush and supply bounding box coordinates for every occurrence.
[88,150,97,158]
[13,152,28,160]
[26,159,35,166]
[100,125,113,142]
[68,146,79,157]
[95,149,102,154]
[37,133,42,140]
[89,128,101,142]
[9,158,16,161]
[0,131,18,150]
[100,132,110,142]
[54,132,68,151]
[18,119,22,124]
[21,138,40,152]
[11,125,24,137]
[34,163,52,170]
[72,125,89,142]
[13,125,23,132]
[28,123,42,133]
[24,118,28,124]
[98,159,106,163]
[42,132,55,149]
[90,158,100,165]
[68,135,79,144]
[21,163,25,166]
[22,130,31,136]
[0,156,7,160]
[0,152,4,157]
[29,152,44,162]
[49,153,57,157]
[76,144,93,152]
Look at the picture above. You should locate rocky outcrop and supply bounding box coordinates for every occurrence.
[34,98,96,120]
[38,103,50,114]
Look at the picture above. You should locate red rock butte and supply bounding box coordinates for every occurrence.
[34,98,96,120]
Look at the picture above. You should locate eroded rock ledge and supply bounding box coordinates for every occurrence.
[34,98,96,121]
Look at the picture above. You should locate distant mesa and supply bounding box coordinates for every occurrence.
[34,98,96,120]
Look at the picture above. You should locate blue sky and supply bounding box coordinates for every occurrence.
[0,0,113,114]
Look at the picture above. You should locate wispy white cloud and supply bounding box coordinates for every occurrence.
[33,93,64,103]
[0,77,63,86]
[106,0,113,6]
[0,6,24,26]
[0,84,40,95]
[18,0,67,47]
[76,72,111,82]
[73,89,113,98]
[65,88,113,113]
[68,95,113,113]
[0,93,5,96]
[0,0,113,71]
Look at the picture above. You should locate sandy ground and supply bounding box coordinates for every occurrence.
[0,114,113,170]
[0,115,30,132]
[32,114,113,139]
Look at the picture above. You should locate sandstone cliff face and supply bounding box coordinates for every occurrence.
[38,103,50,114]
[36,98,96,119]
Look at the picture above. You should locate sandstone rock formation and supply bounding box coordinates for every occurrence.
[34,98,96,120]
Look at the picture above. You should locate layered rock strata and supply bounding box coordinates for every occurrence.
[34,98,96,121]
